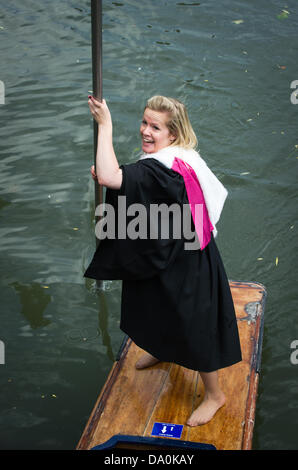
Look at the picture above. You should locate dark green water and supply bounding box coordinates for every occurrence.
[0,0,298,450]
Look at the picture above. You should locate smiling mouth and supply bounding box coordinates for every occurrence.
[143,138,154,143]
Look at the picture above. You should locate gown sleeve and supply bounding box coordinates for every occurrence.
[84,159,189,281]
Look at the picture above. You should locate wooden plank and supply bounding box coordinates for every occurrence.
[77,339,172,450]
[143,364,198,442]
[77,280,266,450]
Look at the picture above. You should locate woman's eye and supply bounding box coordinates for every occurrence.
[141,120,159,130]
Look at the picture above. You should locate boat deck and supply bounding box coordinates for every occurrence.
[77,280,266,451]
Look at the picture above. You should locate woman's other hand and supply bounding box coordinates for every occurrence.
[90,165,97,181]
[88,96,112,129]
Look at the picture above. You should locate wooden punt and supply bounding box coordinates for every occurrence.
[77,280,266,451]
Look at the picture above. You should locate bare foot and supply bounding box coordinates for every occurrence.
[135,353,160,369]
[186,392,226,426]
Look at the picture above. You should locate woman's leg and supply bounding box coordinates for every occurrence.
[135,352,160,369]
[187,370,226,426]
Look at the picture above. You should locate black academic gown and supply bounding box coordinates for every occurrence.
[84,158,242,372]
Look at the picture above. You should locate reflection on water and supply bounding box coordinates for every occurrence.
[97,288,115,363]
[0,0,298,450]
[10,282,51,329]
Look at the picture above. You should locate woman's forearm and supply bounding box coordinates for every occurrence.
[88,96,122,189]
[96,124,122,189]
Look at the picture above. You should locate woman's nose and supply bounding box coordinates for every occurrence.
[142,125,150,135]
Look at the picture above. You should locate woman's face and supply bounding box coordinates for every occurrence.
[140,108,176,153]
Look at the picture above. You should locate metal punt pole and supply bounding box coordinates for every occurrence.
[91,0,103,246]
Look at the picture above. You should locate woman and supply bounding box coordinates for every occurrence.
[85,95,242,426]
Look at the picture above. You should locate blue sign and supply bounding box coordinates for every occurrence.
[151,422,183,439]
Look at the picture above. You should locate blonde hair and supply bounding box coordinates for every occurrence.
[145,95,198,149]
